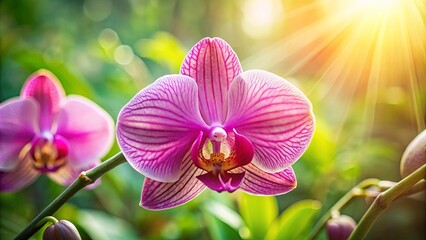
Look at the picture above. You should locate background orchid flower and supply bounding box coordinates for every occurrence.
[117,37,315,210]
[0,70,114,192]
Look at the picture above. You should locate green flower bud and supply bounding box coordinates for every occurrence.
[43,220,81,240]
[326,215,356,240]
[400,130,426,178]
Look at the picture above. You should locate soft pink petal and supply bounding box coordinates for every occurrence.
[56,96,114,168]
[197,171,245,193]
[0,156,39,192]
[180,37,242,125]
[225,70,315,173]
[117,75,208,182]
[21,70,65,131]
[47,162,100,189]
[0,98,38,170]
[141,154,206,210]
[233,164,297,195]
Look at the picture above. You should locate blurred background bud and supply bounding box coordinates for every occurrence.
[43,220,81,240]
[400,130,426,178]
[326,215,356,240]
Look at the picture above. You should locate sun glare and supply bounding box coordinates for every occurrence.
[243,0,425,137]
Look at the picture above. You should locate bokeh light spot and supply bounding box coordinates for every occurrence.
[114,45,134,65]
[83,0,112,22]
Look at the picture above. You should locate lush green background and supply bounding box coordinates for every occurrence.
[1,0,425,239]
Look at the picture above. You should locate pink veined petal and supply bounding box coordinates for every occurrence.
[47,162,100,189]
[21,70,65,131]
[0,154,40,192]
[197,171,245,193]
[231,164,297,195]
[225,70,315,173]
[0,98,38,170]
[117,75,209,182]
[180,37,242,125]
[56,95,114,168]
[141,154,206,210]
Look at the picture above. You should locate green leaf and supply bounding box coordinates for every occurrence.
[264,200,322,240]
[78,209,139,240]
[204,201,244,231]
[203,205,242,240]
[239,193,278,240]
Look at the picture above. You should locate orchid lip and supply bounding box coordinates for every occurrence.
[190,128,255,193]
[29,134,69,173]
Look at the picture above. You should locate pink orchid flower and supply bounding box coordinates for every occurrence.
[0,70,114,192]
[117,38,315,210]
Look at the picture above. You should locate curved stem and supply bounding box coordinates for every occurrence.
[13,152,127,240]
[36,216,58,229]
[309,178,381,240]
[349,164,426,240]
[398,180,425,198]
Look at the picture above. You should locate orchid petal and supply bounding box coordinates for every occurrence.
[197,171,245,193]
[0,98,38,170]
[141,154,206,210]
[232,164,297,195]
[21,70,65,131]
[47,162,100,189]
[0,156,39,192]
[56,96,114,168]
[180,37,242,125]
[225,70,315,173]
[190,131,210,170]
[117,75,208,182]
[222,129,254,171]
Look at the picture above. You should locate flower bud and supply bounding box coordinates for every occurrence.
[326,215,356,240]
[43,220,81,240]
[400,130,426,178]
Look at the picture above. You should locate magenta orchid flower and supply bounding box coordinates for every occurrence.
[117,38,315,210]
[0,70,114,192]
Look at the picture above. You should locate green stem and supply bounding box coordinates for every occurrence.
[13,152,127,240]
[349,164,426,240]
[35,216,58,229]
[398,180,425,198]
[309,178,381,240]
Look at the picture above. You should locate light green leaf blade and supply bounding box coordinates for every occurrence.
[264,200,322,240]
[203,203,242,240]
[78,209,139,240]
[239,193,278,240]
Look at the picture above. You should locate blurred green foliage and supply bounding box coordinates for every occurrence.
[1,0,424,239]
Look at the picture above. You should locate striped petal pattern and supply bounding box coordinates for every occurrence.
[141,154,206,210]
[21,70,65,132]
[117,75,209,182]
[225,70,315,173]
[232,165,296,195]
[180,37,242,125]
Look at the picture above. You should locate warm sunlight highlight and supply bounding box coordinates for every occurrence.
[243,0,425,135]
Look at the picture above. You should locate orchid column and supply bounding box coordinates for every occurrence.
[117,37,315,210]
